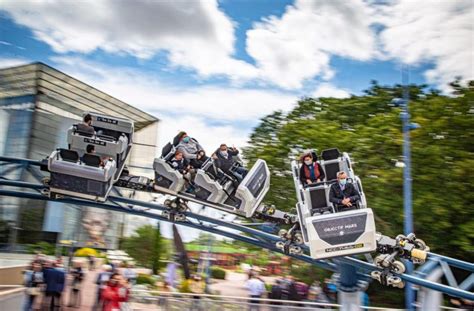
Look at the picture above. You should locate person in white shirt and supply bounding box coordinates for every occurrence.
[123,264,137,285]
[246,273,266,311]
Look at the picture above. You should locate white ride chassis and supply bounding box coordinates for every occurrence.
[153,136,271,219]
[68,112,134,182]
[47,149,117,202]
[291,148,377,259]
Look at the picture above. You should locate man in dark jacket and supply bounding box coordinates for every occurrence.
[212,144,247,182]
[43,260,66,310]
[269,279,283,309]
[329,171,360,212]
[299,152,325,186]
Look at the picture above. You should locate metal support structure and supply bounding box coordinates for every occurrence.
[417,267,443,311]
[338,263,362,311]
[401,65,415,311]
[0,158,473,304]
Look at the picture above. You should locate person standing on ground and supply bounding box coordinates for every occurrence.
[101,273,129,311]
[42,260,66,310]
[88,255,95,271]
[68,261,84,308]
[123,263,137,285]
[23,262,43,311]
[246,272,266,311]
[269,279,283,311]
[95,265,113,310]
[286,275,300,302]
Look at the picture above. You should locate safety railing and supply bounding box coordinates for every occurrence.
[129,290,406,311]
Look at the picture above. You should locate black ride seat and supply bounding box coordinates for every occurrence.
[59,149,79,163]
[172,134,181,147]
[74,124,94,137]
[161,142,174,161]
[321,148,340,161]
[321,148,341,181]
[309,186,333,215]
[83,154,102,167]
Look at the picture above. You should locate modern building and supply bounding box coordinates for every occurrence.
[0,62,159,250]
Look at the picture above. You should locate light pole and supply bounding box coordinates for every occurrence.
[391,66,419,311]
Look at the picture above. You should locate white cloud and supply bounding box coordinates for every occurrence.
[0,0,258,82]
[246,0,377,89]
[158,115,250,154]
[0,0,378,89]
[50,56,297,150]
[379,0,473,91]
[0,57,30,68]
[2,0,470,92]
[51,56,296,120]
[312,83,351,99]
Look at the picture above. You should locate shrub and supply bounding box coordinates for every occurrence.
[136,274,155,286]
[27,242,56,255]
[210,267,226,280]
[179,279,191,293]
[74,248,99,257]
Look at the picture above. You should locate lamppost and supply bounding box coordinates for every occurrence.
[7,220,21,253]
[391,66,420,311]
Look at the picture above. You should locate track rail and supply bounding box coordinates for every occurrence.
[0,156,473,301]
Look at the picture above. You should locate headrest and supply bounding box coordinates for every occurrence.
[59,149,79,163]
[172,134,182,146]
[82,154,101,167]
[321,148,340,161]
[74,124,94,137]
[161,142,173,158]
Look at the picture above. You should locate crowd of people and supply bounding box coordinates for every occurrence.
[245,270,367,310]
[22,253,134,311]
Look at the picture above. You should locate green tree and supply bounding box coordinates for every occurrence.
[122,224,164,274]
[244,81,474,261]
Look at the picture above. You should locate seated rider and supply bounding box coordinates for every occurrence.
[169,150,195,183]
[76,114,95,135]
[82,144,107,166]
[329,171,360,212]
[176,131,208,169]
[212,144,248,182]
[299,152,325,186]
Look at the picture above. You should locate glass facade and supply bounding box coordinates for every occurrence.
[0,62,159,250]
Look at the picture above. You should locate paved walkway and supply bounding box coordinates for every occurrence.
[209,271,277,297]
[62,268,100,310]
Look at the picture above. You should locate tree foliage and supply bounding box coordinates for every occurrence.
[244,81,474,260]
[122,224,164,274]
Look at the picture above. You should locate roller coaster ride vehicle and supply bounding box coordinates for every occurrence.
[46,148,117,201]
[153,135,271,218]
[290,148,376,259]
[43,112,133,201]
[67,112,134,181]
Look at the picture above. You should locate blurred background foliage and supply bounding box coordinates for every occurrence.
[244,80,473,261]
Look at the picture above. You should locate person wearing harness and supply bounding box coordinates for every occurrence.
[76,114,95,135]
[176,131,208,169]
[212,144,247,182]
[329,171,361,212]
[299,152,325,186]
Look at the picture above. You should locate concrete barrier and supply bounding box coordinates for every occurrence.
[0,265,27,286]
[0,287,25,310]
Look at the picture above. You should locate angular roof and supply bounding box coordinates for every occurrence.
[0,62,158,131]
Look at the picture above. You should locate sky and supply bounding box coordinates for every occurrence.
[0,1,472,240]
[0,0,472,152]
